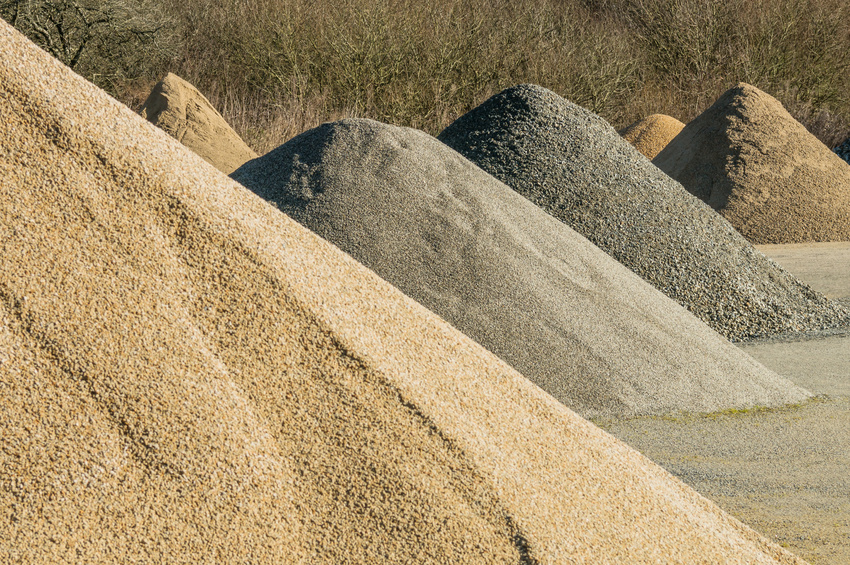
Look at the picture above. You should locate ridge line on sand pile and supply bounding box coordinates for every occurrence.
[0,22,808,563]
[437,84,850,341]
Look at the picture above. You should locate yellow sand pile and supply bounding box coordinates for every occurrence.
[0,22,807,564]
[654,83,850,243]
[141,72,257,174]
[619,114,685,159]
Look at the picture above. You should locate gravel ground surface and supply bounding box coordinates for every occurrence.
[438,84,850,341]
[141,72,256,174]
[601,397,850,565]
[619,114,685,159]
[233,117,810,420]
[1,22,809,564]
[654,83,850,244]
[604,263,850,565]
[741,334,850,397]
[755,243,850,301]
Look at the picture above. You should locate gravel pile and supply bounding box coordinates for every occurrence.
[654,83,850,244]
[0,22,809,564]
[438,84,850,341]
[619,114,685,159]
[233,118,809,420]
[141,72,257,174]
[835,136,850,165]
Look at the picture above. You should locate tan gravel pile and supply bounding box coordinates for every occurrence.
[141,72,257,174]
[654,83,850,243]
[619,114,685,159]
[0,23,810,564]
[232,118,809,420]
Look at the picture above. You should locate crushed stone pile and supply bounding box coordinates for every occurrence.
[653,83,850,244]
[835,136,850,165]
[233,118,809,420]
[438,84,850,341]
[141,72,257,174]
[0,22,810,564]
[619,114,685,159]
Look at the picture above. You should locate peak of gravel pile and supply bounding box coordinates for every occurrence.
[140,72,257,174]
[233,117,809,420]
[834,136,850,165]
[654,83,850,244]
[619,114,685,159]
[0,22,811,564]
[438,84,850,341]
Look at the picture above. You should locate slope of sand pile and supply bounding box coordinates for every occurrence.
[0,22,810,564]
[140,72,257,174]
[653,83,850,244]
[232,118,809,420]
[619,113,685,159]
[438,84,850,341]
[835,136,850,165]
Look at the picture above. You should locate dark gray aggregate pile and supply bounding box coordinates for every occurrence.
[438,84,850,341]
[232,118,810,420]
[836,137,850,165]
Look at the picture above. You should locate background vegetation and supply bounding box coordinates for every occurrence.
[5,0,850,153]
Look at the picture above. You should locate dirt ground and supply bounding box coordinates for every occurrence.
[600,243,850,565]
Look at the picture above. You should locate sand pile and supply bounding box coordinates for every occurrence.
[233,118,809,420]
[140,72,257,174]
[0,22,811,564]
[835,136,850,165]
[438,84,850,341]
[619,114,685,159]
[653,83,850,244]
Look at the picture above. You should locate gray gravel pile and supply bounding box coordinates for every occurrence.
[232,118,810,420]
[438,84,850,341]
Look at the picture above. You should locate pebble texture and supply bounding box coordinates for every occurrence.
[438,84,850,341]
[654,83,850,244]
[233,118,809,420]
[619,114,685,159]
[835,136,850,165]
[0,22,811,564]
[141,72,257,174]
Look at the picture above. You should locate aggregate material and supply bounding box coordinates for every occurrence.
[619,113,685,159]
[438,84,850,341]
[141,72,257,174]
[654,83,850,244]
[834,136,850,165]
[603,397,850,565]
[0,21,811,564]
[233,118,809,420]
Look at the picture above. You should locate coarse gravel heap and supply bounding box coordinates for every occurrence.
[141,72,257,174]
[834,136,850,165]
[619,113,685,159]
[232,117,810,420]
[438,84,850,341]
[0,21,811,564]
[654,83,850,244]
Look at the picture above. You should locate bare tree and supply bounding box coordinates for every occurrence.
[1,0,178,90]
